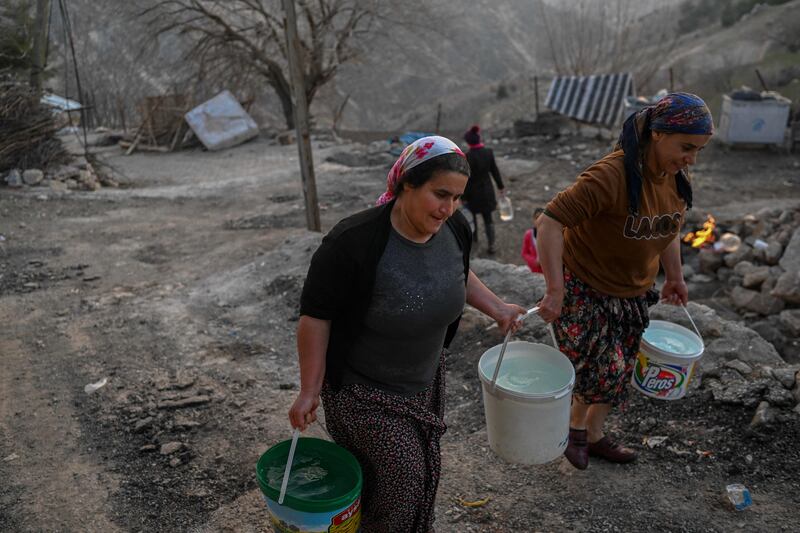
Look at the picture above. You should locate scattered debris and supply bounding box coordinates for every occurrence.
[184,90,258,151]
[156,395,212,409]
[457,496,491,508]
[643,435,669,449]
[84,377,108,394]
[725,483,752,511]
[159,441,184,455]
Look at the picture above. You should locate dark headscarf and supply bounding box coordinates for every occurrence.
[615,92,713,216]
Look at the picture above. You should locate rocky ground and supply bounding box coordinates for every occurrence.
[1,128,799,532]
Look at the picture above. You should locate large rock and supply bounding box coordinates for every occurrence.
[733,261,755,277]
[772,270,800,304]
[710,378,769,406]
[750,319,786,351]
[649,303,783,368]
[765,241,784,265]
[764,383,796,407]
[779,309,800,336]
[698,248,724,273]
[779,228,800,272]
[742,266,770,289]
[54,165,80,180]
[750,401,778,428]
[770,366,800,389]
[724,244,753,268]
[470,259,546,308]
[22,169,43,185]
[730,286,784,315]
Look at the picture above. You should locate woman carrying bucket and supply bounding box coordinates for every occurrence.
[289,136,524,532]
[462,125,506,255]
[536,93,713,470]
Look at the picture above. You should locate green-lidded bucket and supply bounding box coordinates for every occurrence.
[256,437,362,533]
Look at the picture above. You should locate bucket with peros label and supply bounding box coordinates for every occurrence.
[256,437,362,533]
[631,319,704,400]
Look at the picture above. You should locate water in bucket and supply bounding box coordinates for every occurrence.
[256,437,362,533]
[265,455,335,500]
[492,355,568,395]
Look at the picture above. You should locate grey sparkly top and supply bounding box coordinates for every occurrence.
[342,224,466,395]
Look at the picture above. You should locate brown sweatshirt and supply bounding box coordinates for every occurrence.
[545,150,686,297]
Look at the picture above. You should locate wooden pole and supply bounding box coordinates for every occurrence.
[755,69,769,92]
[435,103,442,134]
[669,68,674,92]
[282,0,321,232]
[30,0,51,92]
[534,76,540,117]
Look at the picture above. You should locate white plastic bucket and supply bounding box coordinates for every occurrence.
[478,341,575,464]
[631,320,704,400]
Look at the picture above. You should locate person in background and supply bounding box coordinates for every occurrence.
[288,136,524,532]
[536,93,713,470]
[462,125,505,254]
[521,207,545,273]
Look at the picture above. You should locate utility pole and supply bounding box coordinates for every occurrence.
[30,0,51,92]
[281,0,321,232]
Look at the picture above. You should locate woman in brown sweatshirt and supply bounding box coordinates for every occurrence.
[536,93,714,470]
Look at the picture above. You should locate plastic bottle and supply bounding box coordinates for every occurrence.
[725,483,752,511]
[498,194,513,222]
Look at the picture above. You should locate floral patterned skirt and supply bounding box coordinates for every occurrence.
[553,268,659,406]
[321,353,446,533]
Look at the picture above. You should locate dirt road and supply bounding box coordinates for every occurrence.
[2,133,799,532]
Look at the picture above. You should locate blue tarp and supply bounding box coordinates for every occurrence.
[40,93,82,111]
[388,131,434,155]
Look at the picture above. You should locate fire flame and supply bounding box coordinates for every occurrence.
[683,215,716,248]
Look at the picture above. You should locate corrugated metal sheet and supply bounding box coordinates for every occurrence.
[545,73,634,126]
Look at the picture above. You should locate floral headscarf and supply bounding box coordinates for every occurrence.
[376,136,465,205]
[616,92,713,216]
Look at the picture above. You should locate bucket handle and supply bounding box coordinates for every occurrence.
[680,303,704,348]
[489,306,559,392]
[278,428,300,505]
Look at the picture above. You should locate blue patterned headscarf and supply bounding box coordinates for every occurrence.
[616,92,713,216]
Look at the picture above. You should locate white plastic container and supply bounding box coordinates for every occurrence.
[497,195,513,222]
[717,94,791,145]
[184,90,259,151]
[631,320,704,400]
[478,341,574,464]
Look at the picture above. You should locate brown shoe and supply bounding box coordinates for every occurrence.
[588,436,638,464]
[564,428,588,470]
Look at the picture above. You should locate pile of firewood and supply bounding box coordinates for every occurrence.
[0,82,70,173]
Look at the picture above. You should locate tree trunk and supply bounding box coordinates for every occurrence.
[274,78,295,130]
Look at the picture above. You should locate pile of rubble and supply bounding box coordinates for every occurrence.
[5,155,120,191]
[682,206,800,362]
[700,360,799,428]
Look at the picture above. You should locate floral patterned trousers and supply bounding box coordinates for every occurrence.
[321,353,446,533]
[553,268,659,406]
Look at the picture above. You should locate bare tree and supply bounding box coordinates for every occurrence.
[140,0,380,130]
[538,0,678,90]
